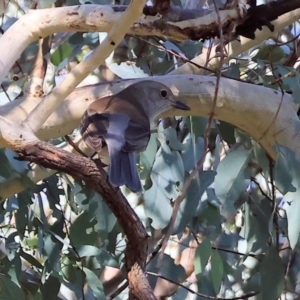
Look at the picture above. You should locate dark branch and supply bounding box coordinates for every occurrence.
[15,140,156,300]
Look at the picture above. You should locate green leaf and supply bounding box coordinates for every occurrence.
[147,254,186,289]
[0,275,25,300]
[50,42,73,66]
[186,116,207,138]
[240,198,272,253]
[68,32,85,45]
[285,190,300,249]
[107,61,149,79]
[215,149,252,218]
[5,149,28,174]
[170,170,216,234]
[151,140,185,194]
[210,250,224,294]
[69,211,98,246]
[180,40,203,58]
[199,202,222,234]
[144,181,173,229]
[194,238,211,276]
[144,141,185,229]
[75,245,102,257]
[196,274,216,299]
[0,149,15,179]
[282,73,300,103]
[181,136,204,173]
[253,44,285,63]
[274,147,297,194]
[217,121,236,146]
[40,275,60,299]
[274,145,300,249]
[60,262,77,284]
[15,194,31,239]
[140,133,158,180]
[223,62,240,79]
[260,246,284,300]
[162,128,186,151]
[90,193,116,234]
[43,235,60,272]
[82,268,104,298]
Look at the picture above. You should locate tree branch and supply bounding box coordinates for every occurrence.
[1,75,298,158]
[0,75,299,203]
[22,0,146,133]
[0,115,156,299]
[171,7,300,75]
[1,3,300,84]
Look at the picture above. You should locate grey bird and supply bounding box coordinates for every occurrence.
[80,80,190,192]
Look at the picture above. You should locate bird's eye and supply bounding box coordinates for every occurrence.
[160,89,167,98]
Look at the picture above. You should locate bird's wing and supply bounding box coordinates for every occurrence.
[80,110,109,151]
[123,118,151,153]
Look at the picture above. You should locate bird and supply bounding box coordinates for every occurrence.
[80,80,190,192]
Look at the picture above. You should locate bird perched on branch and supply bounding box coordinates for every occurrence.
[80,80,190,192]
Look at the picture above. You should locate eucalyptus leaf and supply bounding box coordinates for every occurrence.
[147,254,186,288]
[69,212,98,246]
[210,250,224,294]
[195,238,212,276]
[151,140,185,198]
[107,62,149,79]
[0,275,25,300]
[274,146,300,249]
[274,146,297,194]
[50,42,73,66]
[260,246,284,300]
[82,267,104,298]
[215,149,252,218]
[163,127,186,151]
[181,136,204,172]
[140,133,158,180]
[40,275,60,299]
[253,44,285,63]
[144,181,173,229]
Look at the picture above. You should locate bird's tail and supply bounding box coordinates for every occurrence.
[109,148,142,193]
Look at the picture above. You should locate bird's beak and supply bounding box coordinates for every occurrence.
[172,100,190,111]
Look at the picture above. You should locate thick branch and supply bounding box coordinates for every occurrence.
[14,138,155,300]
[2,2,300,85]
[171,7,300,75]
[23,0,146,133]
[1,75,298,159]
[0,4,238,84]
[0,75,299,200]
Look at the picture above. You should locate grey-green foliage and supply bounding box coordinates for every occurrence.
[1,1,300,299]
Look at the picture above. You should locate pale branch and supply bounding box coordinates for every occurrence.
[0,75,299,200]
[23,0,146,133]
[171,7,300,75]
[0,4,238,85]
[24,34,51,97]
[0,75,298,159]
[1,3,300,84]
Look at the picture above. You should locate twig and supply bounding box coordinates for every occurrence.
[158,0,226,267]
[64,135,88,157]
[146,271,259,300]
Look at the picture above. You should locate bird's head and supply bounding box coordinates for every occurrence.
[127,81,190,122]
